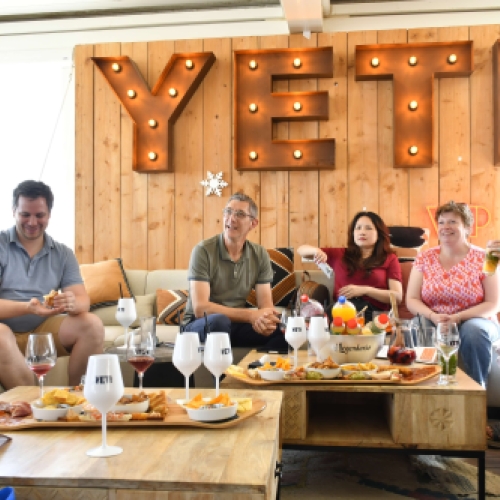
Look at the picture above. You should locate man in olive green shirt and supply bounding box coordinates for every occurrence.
[183,193,286,349]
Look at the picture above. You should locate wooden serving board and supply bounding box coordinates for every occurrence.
[0,400,266,431]
[225,365,441,386]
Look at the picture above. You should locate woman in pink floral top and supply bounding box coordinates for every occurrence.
[406,201,500,387]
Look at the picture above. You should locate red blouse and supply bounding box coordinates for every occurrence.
[321,247,402,310]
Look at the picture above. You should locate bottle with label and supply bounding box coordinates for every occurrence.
[331,296,357,323]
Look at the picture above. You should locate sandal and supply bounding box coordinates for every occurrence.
[487,420,500,448]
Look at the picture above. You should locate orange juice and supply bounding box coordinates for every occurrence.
[331,296,356,323]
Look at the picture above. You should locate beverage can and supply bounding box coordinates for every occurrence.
[483,249,499,276]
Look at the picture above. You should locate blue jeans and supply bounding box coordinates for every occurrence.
[417,315,500,387]
[184,313,288,350]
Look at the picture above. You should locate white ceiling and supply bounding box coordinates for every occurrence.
[1,0,500,20]
[1,0,500,63]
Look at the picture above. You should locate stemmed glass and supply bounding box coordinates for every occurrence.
[173,332,202,400]
[285,316,306,369]
[25,333,57,398]
[308,316,330,361]
[435,323,460,386]
[116,298,136,348]
[84,354,124,457]
[203,333,233,397]
[279,311,288,335]
[126,324,155,389]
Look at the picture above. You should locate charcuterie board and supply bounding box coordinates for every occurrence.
[0,400,266,431]
[225,365,441,386]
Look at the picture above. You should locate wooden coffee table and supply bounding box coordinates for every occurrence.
[0,386,282,500]
[222,350,487,496]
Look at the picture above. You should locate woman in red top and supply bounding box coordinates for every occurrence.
[298,211,402,322]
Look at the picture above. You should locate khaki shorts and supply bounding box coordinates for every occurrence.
[15,315,70,356]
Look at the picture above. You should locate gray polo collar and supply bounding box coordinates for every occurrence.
[8,226,55,253]
[218,233,250,263]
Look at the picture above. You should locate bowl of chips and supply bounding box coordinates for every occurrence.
[111,394,149,413]
[305,356,341,379]
[257,368,286,381]
[181,393,237,422]
[31,400,83,421]
[31,388,86,421]
[341,362,378,377]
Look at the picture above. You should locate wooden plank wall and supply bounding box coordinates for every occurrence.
[75,26,500,270]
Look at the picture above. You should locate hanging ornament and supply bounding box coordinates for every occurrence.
[200,171,228,197]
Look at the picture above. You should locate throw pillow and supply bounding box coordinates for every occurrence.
[80,258,134,310]
[246,247,295,308]
[157,289,189,325]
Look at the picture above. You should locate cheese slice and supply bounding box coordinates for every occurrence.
[232,398,252,413]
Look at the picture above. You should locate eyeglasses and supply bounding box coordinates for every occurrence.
[222,207,254,220]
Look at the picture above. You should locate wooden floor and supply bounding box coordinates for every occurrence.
[463,447,500,475]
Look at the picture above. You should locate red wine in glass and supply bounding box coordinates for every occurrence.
[126,326,155,390]
[25,333,57,398]
[128,356,154,374]
[29,362,55,378]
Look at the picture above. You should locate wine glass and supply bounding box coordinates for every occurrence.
[25,333,57,398]
[435,323,460,386]
[126,324,155,389]
[116,298,137,348]
[203,333,233,397]
[173,332,202,400]
[84,354,124,457]
[285,316,306,369]
[279,310,288,335]
[308,316,330,361]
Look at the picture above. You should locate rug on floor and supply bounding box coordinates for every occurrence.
[280,449,500,499]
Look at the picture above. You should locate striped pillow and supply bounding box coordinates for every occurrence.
[246,247,295,308]
[157,289,188,325]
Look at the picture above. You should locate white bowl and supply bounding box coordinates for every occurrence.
[111,395,149,413]
[340,363,378,377]
[257,368,286,381]
[183,401,238,422]
[305,366,341,379]
[327,332,386,364]
[31,401,83,421]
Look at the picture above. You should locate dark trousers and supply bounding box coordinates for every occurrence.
[184,313,288,350]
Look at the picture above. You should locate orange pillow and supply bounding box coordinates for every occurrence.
[80,258,133,310]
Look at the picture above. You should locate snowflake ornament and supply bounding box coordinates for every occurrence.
[200,171,228,197]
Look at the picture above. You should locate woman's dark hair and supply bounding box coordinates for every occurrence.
[342,211,394,276]
[12,180,54,212]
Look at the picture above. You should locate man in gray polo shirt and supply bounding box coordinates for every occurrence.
[0,180,104,390]
[183,193,286,350]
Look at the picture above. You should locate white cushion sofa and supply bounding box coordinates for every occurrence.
[40,268,500,407]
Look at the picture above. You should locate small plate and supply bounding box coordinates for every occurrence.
[31,402,83,421]
[111,395,149,414]
[340,363,378,377]
[305,367,341,379]
[180,399,238,422]
[256,369,286,381]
